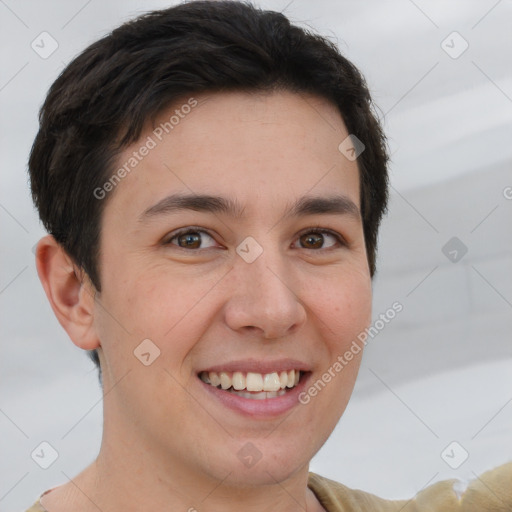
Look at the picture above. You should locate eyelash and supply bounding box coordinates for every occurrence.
[163,226,347,251]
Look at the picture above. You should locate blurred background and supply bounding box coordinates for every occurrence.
[1,0,511,510]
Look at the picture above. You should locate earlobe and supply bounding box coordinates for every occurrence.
[35,235,100,351]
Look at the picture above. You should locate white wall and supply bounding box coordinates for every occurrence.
[1,0,511,509]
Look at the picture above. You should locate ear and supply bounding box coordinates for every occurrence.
[35,235,100,351]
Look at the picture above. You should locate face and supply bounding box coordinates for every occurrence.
[93,90,372,486]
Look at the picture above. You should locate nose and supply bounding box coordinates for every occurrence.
[223,247,307,340]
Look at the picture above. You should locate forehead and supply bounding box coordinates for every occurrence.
[103,90,361,224]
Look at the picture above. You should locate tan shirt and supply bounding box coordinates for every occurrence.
[24,462,512,512]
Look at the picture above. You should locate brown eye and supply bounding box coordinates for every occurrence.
[165,228,217,250]
[300,232,324,249]
[177,232,201,248]
[296,229,343,250]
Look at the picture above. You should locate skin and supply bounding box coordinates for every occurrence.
[36,90,372,512]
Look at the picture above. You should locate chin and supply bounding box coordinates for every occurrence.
[203,437,313,488]
[223,461,306,488]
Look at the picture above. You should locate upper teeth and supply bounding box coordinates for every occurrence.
[199,370,301,392]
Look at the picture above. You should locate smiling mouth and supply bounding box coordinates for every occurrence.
[198,370,304,399]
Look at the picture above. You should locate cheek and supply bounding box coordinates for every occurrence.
[306,267,372,350]
[295,273,370,457]
[96,260,221,368]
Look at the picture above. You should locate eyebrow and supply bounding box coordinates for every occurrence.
[140,193,360,222]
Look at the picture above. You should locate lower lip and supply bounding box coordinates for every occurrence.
[198,373,311,418]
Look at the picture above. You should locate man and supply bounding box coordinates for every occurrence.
[26,2,511,511]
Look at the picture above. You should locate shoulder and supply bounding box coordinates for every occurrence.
[23,486,56,512]
[308,462,512,512]
[456,462,512,510]
[23,498,47,512]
